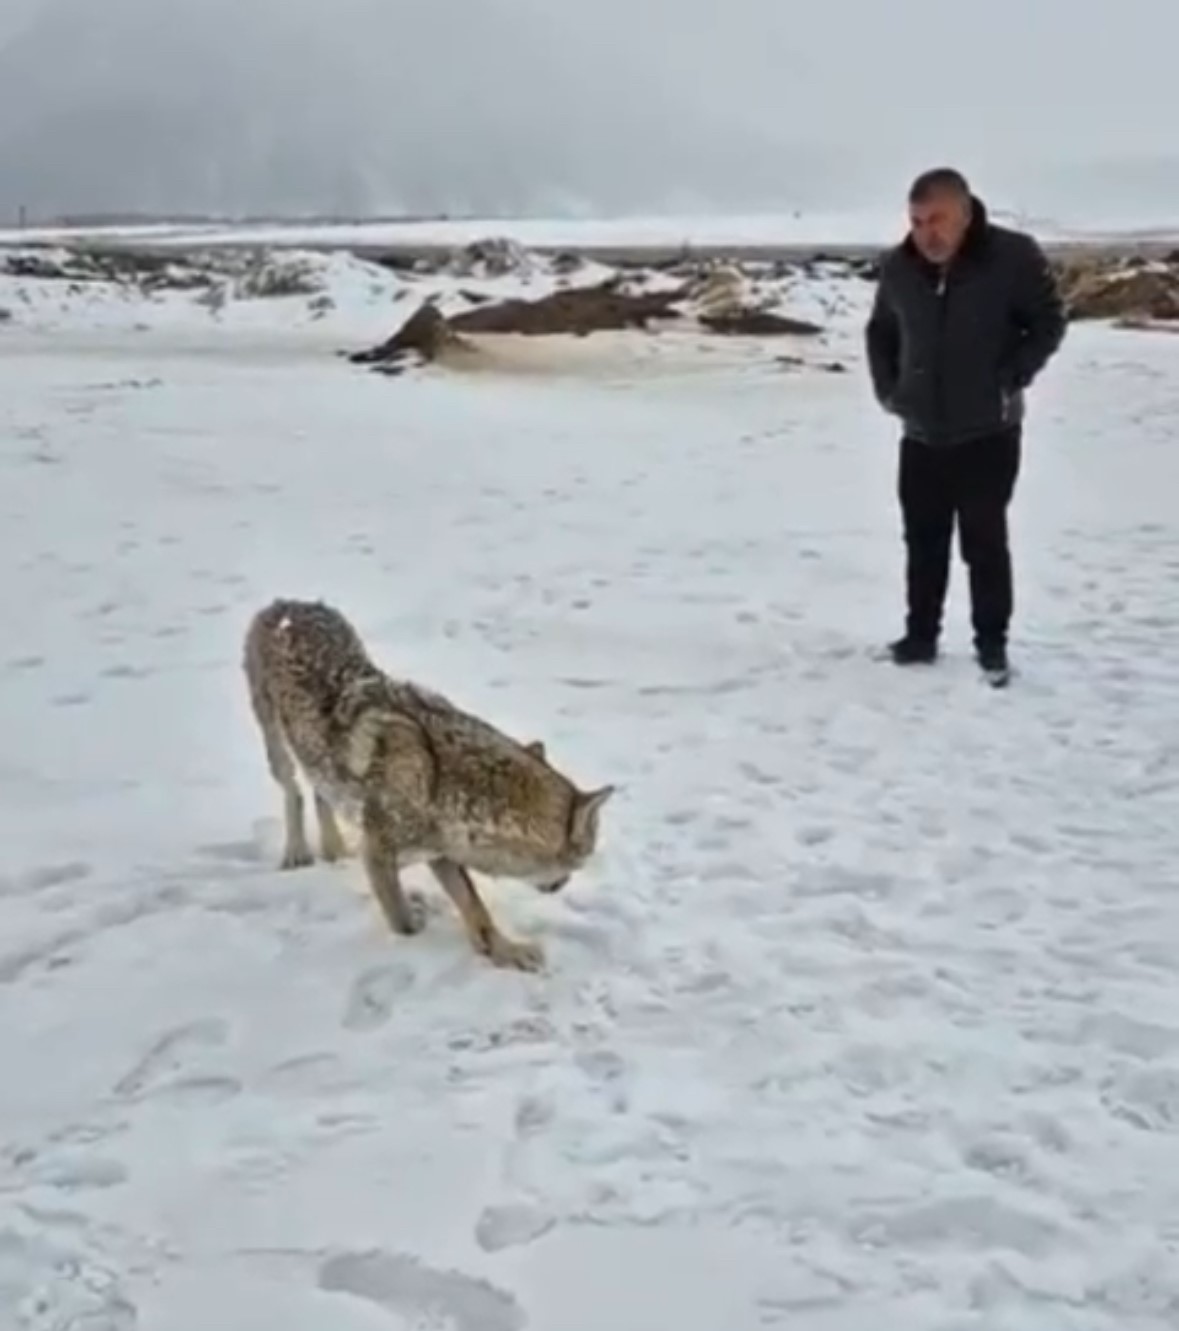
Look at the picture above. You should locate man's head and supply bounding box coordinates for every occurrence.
[907,167,973,265]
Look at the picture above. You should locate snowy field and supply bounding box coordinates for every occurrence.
[4,206,1179,253]
[0,211,906,252]
[2,252,1179,1331]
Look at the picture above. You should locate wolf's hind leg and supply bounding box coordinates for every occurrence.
[429,858,544,972]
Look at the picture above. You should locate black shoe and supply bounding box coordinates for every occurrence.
[887,635,938,665]
[975,640,1009,674]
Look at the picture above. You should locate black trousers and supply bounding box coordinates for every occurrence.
[898,427,1022,647]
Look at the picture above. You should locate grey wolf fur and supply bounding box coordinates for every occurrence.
[242,598,614,971]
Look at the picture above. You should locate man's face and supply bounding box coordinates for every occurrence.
[908,189,972,265]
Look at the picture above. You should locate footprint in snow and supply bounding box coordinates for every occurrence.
[341,962,416,1033]
[474,1203,557,1253]
[1,861,93,897]
[112,1017,231,1099]
[26,1153,130,1192]
[0,1229,138,1331]
[318,1249,526,1331]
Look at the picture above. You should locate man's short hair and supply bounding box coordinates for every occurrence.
[908,168,971,204]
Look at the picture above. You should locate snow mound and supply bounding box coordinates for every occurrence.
[1059,255,1179,322]
[0,244,407,337]
[0,241,874,358]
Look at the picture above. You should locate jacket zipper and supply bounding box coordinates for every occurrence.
[933,265,949,441]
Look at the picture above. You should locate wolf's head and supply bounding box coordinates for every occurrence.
[521,739,614,893]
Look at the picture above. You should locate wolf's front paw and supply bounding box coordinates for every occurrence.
[486,933,545,973]
[280,843,314,870]
[392,889,428,936]
[320,832,350,863]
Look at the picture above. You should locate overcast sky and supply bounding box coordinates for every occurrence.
[1,0,1175,221]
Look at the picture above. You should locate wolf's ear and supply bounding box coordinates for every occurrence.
[570,784,616,844]
[524,739,547,761]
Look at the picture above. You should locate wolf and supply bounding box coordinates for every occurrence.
[242,598,615,971]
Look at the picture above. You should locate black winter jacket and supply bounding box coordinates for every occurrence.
[865,197,1067,446]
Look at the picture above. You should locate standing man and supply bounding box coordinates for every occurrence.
[865,167,1067,683]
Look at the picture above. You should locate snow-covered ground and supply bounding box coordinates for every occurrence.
[4,207,1179,253]
[2,252,1179,1331]
[0,211,903,252]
